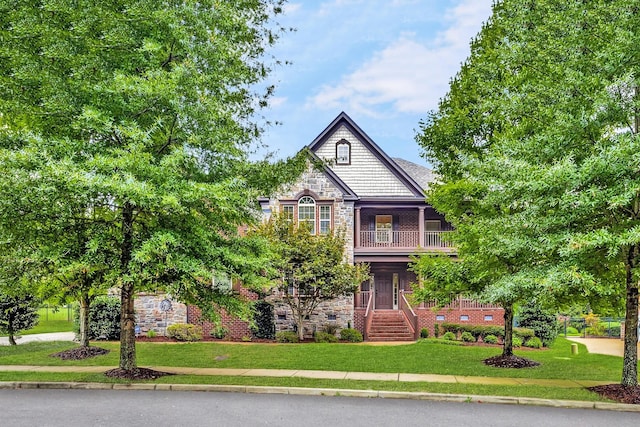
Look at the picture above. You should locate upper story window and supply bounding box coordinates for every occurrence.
[283,196,332,235]
[336,139,351,165]
[298,196,316,234]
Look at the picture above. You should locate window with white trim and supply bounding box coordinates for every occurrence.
[282,205,294,221]
[298,196,316,234]
[319,205,331,235]
[336,140,350,164]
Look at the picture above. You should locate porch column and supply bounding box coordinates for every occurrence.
[355,207,361,248]
[418,207,425,247]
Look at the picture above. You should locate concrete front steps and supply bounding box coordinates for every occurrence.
[367,311,414,342]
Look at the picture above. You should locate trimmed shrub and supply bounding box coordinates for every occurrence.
[340,328,363,343]
[74,296,120,340]
[434,323,440,338]
[460,331,475,342]
[314,331,339,343]
[276,331,299,343]
[442,331,456,341]
[322,323,340,336]
[210,325,229,339]
[167,323,203,341]
[512,336,522,348]
[524,336,543,349]
[564,326,580,336]
[420,327,429,338]
[513,327,535,341]
[483,334,498,344]
[251,300,275,339]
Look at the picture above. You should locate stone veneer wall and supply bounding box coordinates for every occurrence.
[269,295,354,338]
[267,162,355,263]
[134,293,187,335]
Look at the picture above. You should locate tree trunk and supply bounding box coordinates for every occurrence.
[79,293,90,347]
[296,313,305,341]
[621,246,639,386]
[7,312,16,346]
[119,202,137,371]
[502,304,514,357]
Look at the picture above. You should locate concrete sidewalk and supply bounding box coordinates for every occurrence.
[0,332,75,346]
[0,364,613,389]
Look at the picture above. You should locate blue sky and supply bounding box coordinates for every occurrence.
[255,0,494,165]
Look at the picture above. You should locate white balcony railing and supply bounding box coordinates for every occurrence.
[358,230,453,249]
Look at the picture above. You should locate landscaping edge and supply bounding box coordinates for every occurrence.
[1,381,639,413]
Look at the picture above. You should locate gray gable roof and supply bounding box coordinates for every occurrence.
[391,158,437,192]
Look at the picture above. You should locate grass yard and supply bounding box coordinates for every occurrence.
[10,306,75,335]
[0,338,625,383]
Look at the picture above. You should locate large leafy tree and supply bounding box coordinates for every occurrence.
[417,0,639,386]
[256,216,370,341]
[0,0,304,374]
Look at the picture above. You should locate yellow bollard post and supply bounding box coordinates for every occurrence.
[571,343,578,355]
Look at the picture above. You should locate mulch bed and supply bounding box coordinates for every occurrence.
[50,346,110,360]
[104,367,174,380]
[483,354,541,368]
[588,384,640,405]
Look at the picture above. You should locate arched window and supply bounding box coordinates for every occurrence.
[336,139,350,164]
[298,196,316,234]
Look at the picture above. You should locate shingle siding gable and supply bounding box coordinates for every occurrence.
[314,125,415,197]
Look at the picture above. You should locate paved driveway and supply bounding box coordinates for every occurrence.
[566,336,638,357]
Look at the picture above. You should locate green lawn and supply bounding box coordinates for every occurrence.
[5,306,76,335]
[0,338,627,402]
[0,338,625,382]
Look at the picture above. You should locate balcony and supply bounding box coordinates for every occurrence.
[356,230,454,253]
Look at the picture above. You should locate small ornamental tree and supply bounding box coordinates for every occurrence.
[257,216,370,341]
[0,293,39,345]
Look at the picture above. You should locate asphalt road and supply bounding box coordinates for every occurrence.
[0,389,637,427]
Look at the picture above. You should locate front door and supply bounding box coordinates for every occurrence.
[375,275,393,309]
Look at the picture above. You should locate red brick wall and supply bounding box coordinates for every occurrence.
[417,307,504,337]
[187,287,258,340]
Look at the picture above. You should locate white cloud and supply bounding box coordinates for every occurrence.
[268,96,288,108]
[307,0,492,115]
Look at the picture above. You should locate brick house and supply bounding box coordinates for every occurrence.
[135,112,503,340]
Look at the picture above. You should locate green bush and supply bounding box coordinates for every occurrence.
[461,331,475,342]
[166,323,203,341]
[339,328,363,342]
[442,331,456,341]
[512,336,522,347]
[524,336,543,348]
[433,323,440,338]
[146,329,157,338]
[322,323,340,336]
[210,325,229,339]
[420,327,429,338]
[513,327,535,340]
[564,326,580,336]
[74,296,120,340]
[275,331,299,343]
[605,325,621,338]
[251,300,275,339]
[518,303,558,346]
[314,331,339,343]
[483,334,498,344]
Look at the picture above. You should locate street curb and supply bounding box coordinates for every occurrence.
[1,381,639,413]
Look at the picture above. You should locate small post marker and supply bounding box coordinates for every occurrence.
[571,343,578,355]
